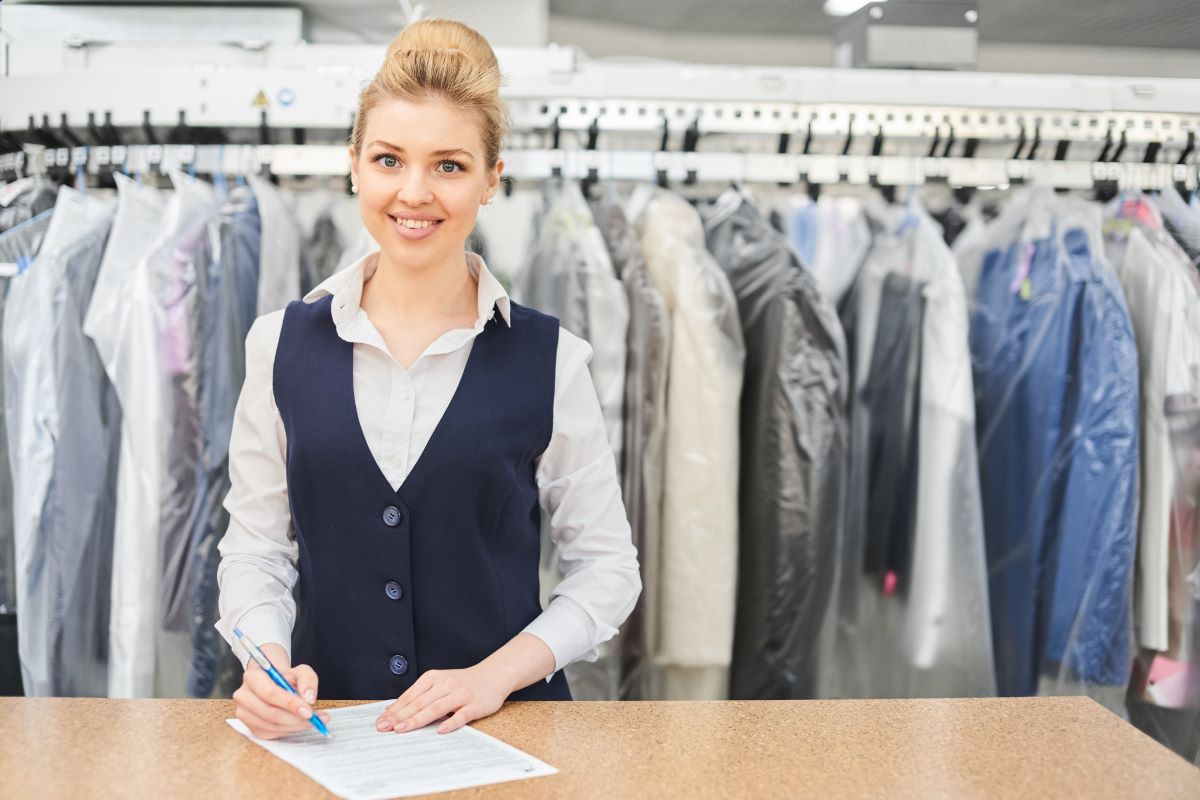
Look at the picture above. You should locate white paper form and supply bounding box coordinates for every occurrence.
[227,700,557,799]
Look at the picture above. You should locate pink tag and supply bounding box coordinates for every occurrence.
[1010,242,1035,294]
[883,571,898,597]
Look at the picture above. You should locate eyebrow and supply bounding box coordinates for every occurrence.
[367,141,476,160]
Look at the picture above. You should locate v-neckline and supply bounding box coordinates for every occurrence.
[342,301,495,500]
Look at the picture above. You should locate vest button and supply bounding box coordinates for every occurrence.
[384,581,403,601]
[389,654,409,676]
[382,506,402,527]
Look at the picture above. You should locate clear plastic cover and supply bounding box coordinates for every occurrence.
[626,185,744,700]
[1107,193,1200,761]
[961,187,1140,700]
[0,210,53,616]
[816,196,996,699]
[515,179,630,700]
[6,187,119,696]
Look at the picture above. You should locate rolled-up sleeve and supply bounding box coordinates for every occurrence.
[522,328,642,678]
[214,311,299,668]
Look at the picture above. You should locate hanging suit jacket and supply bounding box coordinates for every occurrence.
[187,186,262,696]
[701,189,848,700]
[628,185,744,700]
[969,190,1139,695]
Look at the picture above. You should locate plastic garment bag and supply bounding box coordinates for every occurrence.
[965,187,1139,698]
[786,194,873,306]
[0,176,57,233]
[1107,195,1200,761]
[830,198,995,699]
[186,186,261,697]
[1156,185,1200,266]
[516,178,628,471]
[701,189,848,700]
[516,179,629,700]
[0,211,53,615]
[627,185,745,700]
[83,174,174,698]
[591,191,670,699]
[157,176,220,639]
[249,176,302,315]
[6,187,118,696]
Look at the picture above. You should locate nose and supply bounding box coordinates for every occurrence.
[395,168,434,206]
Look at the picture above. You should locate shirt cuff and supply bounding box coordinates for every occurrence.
[218,606,294,670]
[521,596,600,682]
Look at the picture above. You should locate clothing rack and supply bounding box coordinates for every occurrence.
[2,142,1196,194]
[1,46,1199,190]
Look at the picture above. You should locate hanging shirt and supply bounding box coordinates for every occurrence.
[0,211,53,614]
[592,194,670,699]
[702,189,847,701]
[628,185,745,700]
[215,250,640,678]
[6,187,119,697]
[1106,198,1200,657]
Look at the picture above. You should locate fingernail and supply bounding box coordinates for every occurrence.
[395,721,408,731]
[304,689,315,704]
[376,718,392,731]
[298,706,312,719]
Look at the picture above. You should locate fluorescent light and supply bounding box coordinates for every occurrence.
[824,0,882,16]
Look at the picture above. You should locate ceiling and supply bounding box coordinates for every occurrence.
[5,0,1200,49]
[551,0,1200,49]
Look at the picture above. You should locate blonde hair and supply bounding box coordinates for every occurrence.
[350,19,508,170]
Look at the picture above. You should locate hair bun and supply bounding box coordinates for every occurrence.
[385,18,499,73]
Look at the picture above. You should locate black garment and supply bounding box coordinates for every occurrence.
[701,190,848,700]
[861,272,925,590]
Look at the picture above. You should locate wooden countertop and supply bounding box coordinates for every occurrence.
[1,696,1197,798]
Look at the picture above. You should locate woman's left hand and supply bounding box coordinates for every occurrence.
[376,665,510,735]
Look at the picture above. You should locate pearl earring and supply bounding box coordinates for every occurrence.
[351,184,358,194]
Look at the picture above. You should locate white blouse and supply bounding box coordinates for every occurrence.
[214,250,642,679]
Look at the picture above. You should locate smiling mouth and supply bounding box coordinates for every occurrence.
[389,215,444,230]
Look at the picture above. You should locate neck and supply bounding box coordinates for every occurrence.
[363,249,476,323]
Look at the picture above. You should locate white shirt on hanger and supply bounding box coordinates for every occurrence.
[215,250,641,679]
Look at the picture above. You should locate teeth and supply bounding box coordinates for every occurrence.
[397,218,434,229]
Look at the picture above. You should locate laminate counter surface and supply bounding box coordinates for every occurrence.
[2,696,1197,798]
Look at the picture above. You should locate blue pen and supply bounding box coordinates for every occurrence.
[233,628,331,737]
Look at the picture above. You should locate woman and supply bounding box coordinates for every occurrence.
[216,18,641,740]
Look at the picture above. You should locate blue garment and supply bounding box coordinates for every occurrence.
[186,187,261,696]
[273,294,572,701]
[972,227,1139,696]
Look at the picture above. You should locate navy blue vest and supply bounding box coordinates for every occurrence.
[273,294,572,701]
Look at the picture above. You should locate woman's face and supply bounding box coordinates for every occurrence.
[349,95,501,272]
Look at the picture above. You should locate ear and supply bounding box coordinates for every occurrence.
[486,157,503,200]
[347,145,360,188]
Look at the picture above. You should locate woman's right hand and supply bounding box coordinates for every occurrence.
[232,642,331,739]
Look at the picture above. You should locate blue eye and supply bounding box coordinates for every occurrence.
[373,153,399,168]
[438,160,465,174]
